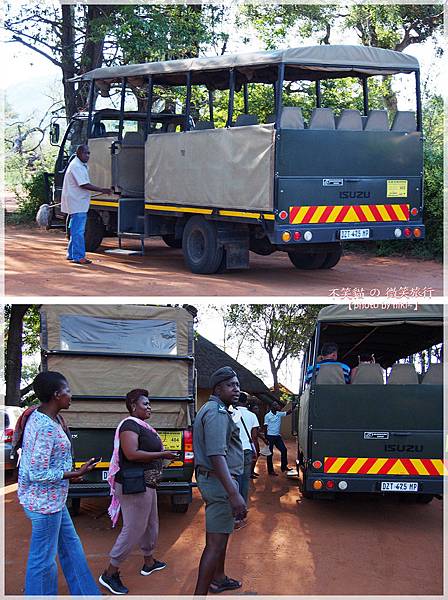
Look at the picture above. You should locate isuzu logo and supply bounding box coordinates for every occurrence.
[364,431,389,439]
[339,191,371,199]
[384,444,423,453]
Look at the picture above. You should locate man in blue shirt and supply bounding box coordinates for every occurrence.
[263,401,292,476]
[305,342,351,384]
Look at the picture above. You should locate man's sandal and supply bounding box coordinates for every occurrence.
[209,576,242,594]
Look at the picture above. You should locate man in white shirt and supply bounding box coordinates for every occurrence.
[263,401,292,476]
[233,392,260,528]
[61,145,111,265]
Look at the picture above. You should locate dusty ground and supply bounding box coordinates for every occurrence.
[5,223,443,297]
[3,441,443,596]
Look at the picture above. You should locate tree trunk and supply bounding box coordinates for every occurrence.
[74,5,111,113]
[5,305,30,406]
[61,4,76,121]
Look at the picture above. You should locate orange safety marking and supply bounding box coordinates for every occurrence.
[324,457,446,476]
[289,204,410,225]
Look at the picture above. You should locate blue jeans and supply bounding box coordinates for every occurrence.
[67,212,87,261]
[23,506,100,596]
[266,435,288,473]
[237,449,254,504]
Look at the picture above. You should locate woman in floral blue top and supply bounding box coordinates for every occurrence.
[18,371,101,596]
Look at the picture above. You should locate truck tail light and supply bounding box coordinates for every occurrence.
[183,430,194,464]
[326,480,335,489]
[312,480,323,490]
[413,228,422,238]
[2,428,13,443]
[403,228,412,238]
[312,460,322,469]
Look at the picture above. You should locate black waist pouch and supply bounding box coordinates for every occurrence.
[121,467,146,494]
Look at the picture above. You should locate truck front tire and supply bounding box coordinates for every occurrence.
[182,216,224,274]
[84,210,105,252]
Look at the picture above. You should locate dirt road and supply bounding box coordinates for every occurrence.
[4,442,443,596]
[5,223,442,297]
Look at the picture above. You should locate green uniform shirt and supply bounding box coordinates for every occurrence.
[193,395,244,477]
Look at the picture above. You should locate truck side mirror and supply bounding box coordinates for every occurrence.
[50,123,60,145]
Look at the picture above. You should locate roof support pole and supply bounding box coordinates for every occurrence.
[227,68,235,128]
[208,89,214,123]
[185,71,192,131]
[243,82,249,114]
[273,82,277,114]
[118,77,127,143]
[310,322,321,385]
[275,63,285,129]
[362,77,369,115]
[415,70,422,131]
[144,75,153,140]
[315,80,321,108]
[86,80,95,141]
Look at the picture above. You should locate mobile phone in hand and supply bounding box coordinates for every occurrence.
[92,456,102,464]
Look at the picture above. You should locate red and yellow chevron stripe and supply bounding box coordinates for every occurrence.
[324,457,447,476]
[289,204,410,225]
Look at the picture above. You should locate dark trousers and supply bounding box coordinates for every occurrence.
[266,435,288,473]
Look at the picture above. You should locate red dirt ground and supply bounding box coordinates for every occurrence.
[3,441,443,596]
[5,223,443,297]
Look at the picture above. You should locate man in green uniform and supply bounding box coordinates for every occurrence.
[193,367,246,595]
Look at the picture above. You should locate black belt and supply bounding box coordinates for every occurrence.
[196,467,237,480]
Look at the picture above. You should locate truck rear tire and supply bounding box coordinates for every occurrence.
[288,251,326,270]
[84,210,105,252]
[162,234,182,249]
[67,497,81,516]
[171,502,189,513]
[182,216,224,274]
[319,246,343,269]
[415,494,434,504]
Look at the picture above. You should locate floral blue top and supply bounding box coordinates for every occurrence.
[18,410,73,514]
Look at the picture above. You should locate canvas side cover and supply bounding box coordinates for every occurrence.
[41,305,193,356]
[145,124,275,211]
[40,305,194,429]
[88,137,116,189]
[46,354,191,399]
[63,400,191,429]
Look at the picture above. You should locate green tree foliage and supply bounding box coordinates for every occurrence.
[4,3,228,119]
[376,94,443,260]
[221,305,324,393]
[240,4,443,51]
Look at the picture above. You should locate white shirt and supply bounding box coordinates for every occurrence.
[61,157,91,214]
[264,410,287,436]
[232,407,259,451]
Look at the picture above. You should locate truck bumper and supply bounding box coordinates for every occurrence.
[68,481,195,502]
[272,222,425,247]
[304,473,442,495]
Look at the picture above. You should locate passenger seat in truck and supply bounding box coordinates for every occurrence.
[421,363,443,384]
[315,364,346,384]
[387,363,419,384]
[351,363,384,384]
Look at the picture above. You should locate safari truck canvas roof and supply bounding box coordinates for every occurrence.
[315,304,442,368]
[71,45,419,91]
[39,304,195,429]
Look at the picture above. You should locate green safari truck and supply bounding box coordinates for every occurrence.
[296,304,444,502]
[39,304,197,514]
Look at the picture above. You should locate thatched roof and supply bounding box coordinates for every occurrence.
[195,334,277,404]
